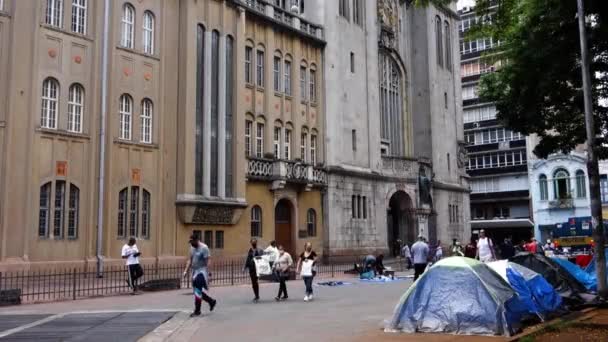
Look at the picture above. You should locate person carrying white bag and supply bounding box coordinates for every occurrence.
[296,242,318,302]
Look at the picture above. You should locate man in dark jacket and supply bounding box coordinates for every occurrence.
[499,237,516,260]
[244,238,264,302]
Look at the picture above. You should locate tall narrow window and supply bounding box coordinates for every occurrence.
[339,0,349,20]
[576,170,587,198]
[121,3,135,49]
[350,52,355,73]
[195,25,205,195]
[256,122,264,158]
[225,36,235,198]
[284,60,292,95]
[356,195,361,218]
[53,180,66,238]
[300,66,307,101]
[274,127,281,159]
[307,209,317,237]
[46,0,63,27]
[353,0,363,26]
[68,184,79,238]
[204,231,213,248]
[362,196,367,219]
[444,21,452,71]
[141,99,153,143]
[215,231,224,249]
[310,134,317,165]
[351,195,356,218]
[539,174,548,201]
[256,50,265,87]
[210,31,220,197]
[141,190,150,238]
[129,186,139,237]
[118,188,127,237]
[251,206,262,237]
[67,84,84,133]
[284,128,291,160]
[39,183,52,237]
[300,131,307,162]
[245,46,253,85]
[71,0,87,34]
[143,11,155,54]
[245,120,253,157]
[273,56,281,92]
[553,169,570,200]
[309,69,316,103]
[379,53,404,156]
[119,94,132,140]
[352,129,357,151]
[436,16,443,68]
[41,78,59,129]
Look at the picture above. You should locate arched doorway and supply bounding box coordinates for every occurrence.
[387,191,414,257]
[275,199,294,256]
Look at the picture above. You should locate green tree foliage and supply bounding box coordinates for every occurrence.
[473,0,608,158]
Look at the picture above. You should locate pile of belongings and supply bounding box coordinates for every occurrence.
[510,252,596,306]
[551,257,597,292]
[487,260,562,320]
[385,257,531,336]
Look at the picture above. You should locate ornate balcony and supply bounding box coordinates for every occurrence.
[246,158,327,189]
[236,0,324,42]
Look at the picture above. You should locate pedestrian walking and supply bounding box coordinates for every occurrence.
[273,245,293,301]
[244,238,264,302]
[411,235,429,281]
[464,237,477,259]
[182,235,217,317]
[434,240,443,262]
[121,237,143,294]
[450,239,464,257]
[264,240,280,268]
[476,229,496,263]
[401,243,412,270]
[296,242,317,301]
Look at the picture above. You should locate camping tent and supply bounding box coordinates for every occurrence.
[510,253,595,306]
[488,260,562,320]
[583,248,608,275]
[385,257,528,336]
[551,257,597,292]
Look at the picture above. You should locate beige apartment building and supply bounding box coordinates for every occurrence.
[0,0,326,271]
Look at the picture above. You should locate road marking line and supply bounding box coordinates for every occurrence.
[0,309,187,316]
[0,313,65,338]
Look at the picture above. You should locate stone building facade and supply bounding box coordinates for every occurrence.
[304,0,470,258]
[0,0,326,271]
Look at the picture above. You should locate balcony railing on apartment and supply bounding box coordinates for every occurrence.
[238,0,324,40]
[246,157,327,187]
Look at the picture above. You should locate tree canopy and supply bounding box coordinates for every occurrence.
[472,0,608,158]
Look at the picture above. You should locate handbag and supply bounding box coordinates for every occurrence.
[300,259,313,277]
[254,257,272,276]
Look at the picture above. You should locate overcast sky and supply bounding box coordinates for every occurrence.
[457,0,476,10]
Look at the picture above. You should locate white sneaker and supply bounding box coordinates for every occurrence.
[308,294,313,301]
[304,295,309,301]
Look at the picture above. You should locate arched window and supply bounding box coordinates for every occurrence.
[141,99,153,143]
[41,78,59,129]
[121,3,135,49]
[284,55,292,95]
[273,52,282,92]
[46,0,63,27]
[444,21,452,71]
[436,16,443,67]
[576,170,587,198]
[284,123,292,160]
[379,53,405,156]
[118,186,151,239]
[251,206,262,237]
[118,188,128,237]
[309,65,317,103]
[310,130,317,165]
[307,209,316,237]
[71,0,87,34]
[39,182,52,237]
[300,127,308,162]
[256,118,265,158]
[539,174,548,201]
[300,62,307,100]
[245,115,254,157]
[553,169,570,200]
[273,122,283,159]
[119,94,133,140]
[143,11,155,54]
[67,84,84,133]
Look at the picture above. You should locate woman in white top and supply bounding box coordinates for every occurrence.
[273,245,293,301]
[476,230,496,263]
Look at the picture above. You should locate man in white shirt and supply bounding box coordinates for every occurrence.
[411,235,430,281]
[264,240,280,268]
[476,230,495,263]
[122,237,143,293]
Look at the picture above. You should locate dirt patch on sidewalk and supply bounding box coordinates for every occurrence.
[524,309,608,342]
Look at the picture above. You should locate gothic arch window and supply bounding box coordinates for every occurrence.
[539,174,548,201]
[436,16,443,67]
[251,205,262,237]
[444,20,452,71]
[117,186,151,239]
[379,53,405,157]
[553,169,570,200]
[307,209,316,237]
[576,169,586,198]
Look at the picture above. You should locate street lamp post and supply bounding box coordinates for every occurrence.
[577,0,607,297]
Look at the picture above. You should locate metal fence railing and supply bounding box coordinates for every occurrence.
[0,256,407,304]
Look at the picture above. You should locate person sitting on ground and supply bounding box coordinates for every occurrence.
[375,254,386,275]
[363,254,376,274]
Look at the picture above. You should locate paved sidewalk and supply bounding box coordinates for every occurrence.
[0,272,504,342]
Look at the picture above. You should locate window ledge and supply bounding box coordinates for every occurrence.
[36,127,91,140]
[274,92,284,97]
[40,23,93,42]
[114,138,159,149]
[246,83,254,89]
[285,95,293,100]
[311,102,317,107]
[256,87,265,93]
[116,46,161,61]
[0,11,11,19]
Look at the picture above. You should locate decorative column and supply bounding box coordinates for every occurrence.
[203,30,212,197]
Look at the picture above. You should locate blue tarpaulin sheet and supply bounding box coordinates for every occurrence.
[552,257,597,292]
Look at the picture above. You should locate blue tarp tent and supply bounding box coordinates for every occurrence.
[552,257,597,292]
[584,248,608,275]
[488,260,562,320]
[385,257,528,336]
